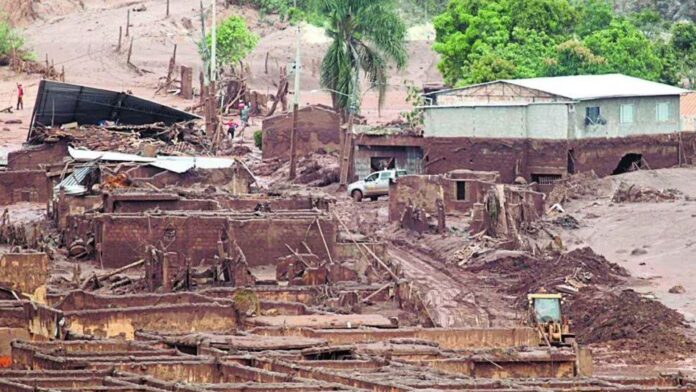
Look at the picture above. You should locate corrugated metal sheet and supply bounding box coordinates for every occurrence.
[29,80,199,140]
[54,166,94,195]
[67,147,237,174]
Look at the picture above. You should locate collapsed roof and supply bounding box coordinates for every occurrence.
[28,80,199,140]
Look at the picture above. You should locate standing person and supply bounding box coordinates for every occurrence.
[225,121,238,140]
[238,103,250,140]
[16,83,24,111]
[240,103,250,128]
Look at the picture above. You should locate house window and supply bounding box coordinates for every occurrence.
[620,104,634,124]
[585,106,601,125]
[656,102,670,122]
[456,181,466,201]
[532,174,562,185]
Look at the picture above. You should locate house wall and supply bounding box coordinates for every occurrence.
[0,170,50,204]
[423,104,569,139]
[572,96,681,139]
[422,132,696,183]
[6,142,68,170]
[262,106,341,160]
[388,175,494,221]
[423,138,567,183]
[94,214,337,269]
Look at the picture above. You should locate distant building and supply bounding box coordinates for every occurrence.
[422,74,695,188]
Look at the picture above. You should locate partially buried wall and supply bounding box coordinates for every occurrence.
[6,141,68,170]
[388,172,498,222]
[94,213,337,268]
[262,105,341,160]
[0,170,50,204]
[422,133,696,185]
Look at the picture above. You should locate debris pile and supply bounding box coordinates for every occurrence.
[255,152,341,188]
[546,171,601,206]
[467,247,628,300]
[611,181,682,203]
[571,288,696,362]
[29,121,213,156]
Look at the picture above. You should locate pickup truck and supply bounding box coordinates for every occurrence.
[347,169,407,202]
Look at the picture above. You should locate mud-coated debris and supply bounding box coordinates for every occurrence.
[572,288,696,362]
[553,214,580,230]
[669,285,686,294]
[612,182,682,203]
[631,248,648,256]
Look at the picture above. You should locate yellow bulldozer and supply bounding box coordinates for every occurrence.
[527,292,575,347]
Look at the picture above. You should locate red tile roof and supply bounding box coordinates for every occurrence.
[681,92,696,117]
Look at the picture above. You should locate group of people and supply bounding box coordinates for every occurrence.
[224,102,250,140]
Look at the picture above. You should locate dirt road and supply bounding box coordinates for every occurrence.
[389,245,519,328]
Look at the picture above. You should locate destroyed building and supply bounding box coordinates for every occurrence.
[261,104,341,160]
[351,125,423,180]
[421,74,696,185]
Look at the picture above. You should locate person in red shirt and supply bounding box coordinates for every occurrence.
[16,83,24,110]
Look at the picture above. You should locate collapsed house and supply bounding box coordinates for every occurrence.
[421,74,696,185]
[388,170,544,238]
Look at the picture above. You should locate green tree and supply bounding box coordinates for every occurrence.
[670,21,696,87]
[317,0,407,114]
[433,0,577,85]
[201,16,258,72]
[573,0,613,37]
[433,0,682,85]
[545,38,606,76]
[582,19,663,81]
[0,19,25,57]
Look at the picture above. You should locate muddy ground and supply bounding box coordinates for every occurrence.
[3,0,696,379]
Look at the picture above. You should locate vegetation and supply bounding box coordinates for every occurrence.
[316,0,408,115]
[433,0,696,87]
[400,82,426,129]
[200,16,258,74]
[238,0,448,25]
[253,130,263,150]
[0,18,25,57]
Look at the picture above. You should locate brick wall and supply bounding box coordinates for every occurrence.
[388,175,494,221]
[262,106,341,160]
[95,213,338,269]
[423,133,696,184]
[6,141,68,170]
[0,170,50,205]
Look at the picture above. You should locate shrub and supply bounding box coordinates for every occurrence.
[253,130,263,150]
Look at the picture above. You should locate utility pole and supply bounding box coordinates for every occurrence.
[288,0,301,180]
[338,49,360,190]
[210,0,217,82]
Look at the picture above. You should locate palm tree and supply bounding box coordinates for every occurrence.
[317,0,408,116]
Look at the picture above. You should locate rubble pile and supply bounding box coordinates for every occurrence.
[465,246,696,361]
[611,181,682,203]
[29,121,213,156]
[467,247,628,299]
[546,171,601,206]
[255,152,341,188]
[571,288,696,362]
